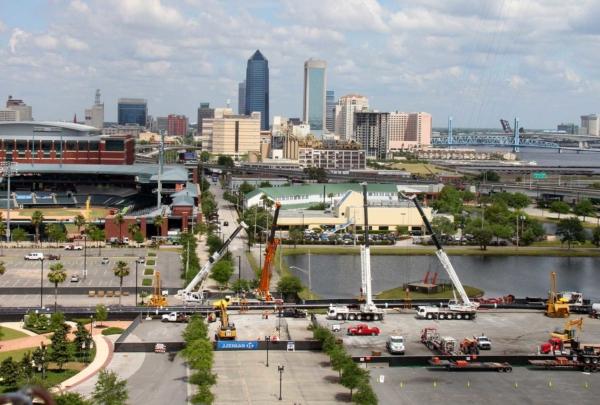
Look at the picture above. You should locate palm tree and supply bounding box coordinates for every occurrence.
[87,224,105,256]
[0,261,6,276]
[113,260,130,306]
[48,263,67,312]
[114,213,124,243]
[153,215,164,237]
[127,223,140,239]
[31,210,44,246]
[74,214,86,235]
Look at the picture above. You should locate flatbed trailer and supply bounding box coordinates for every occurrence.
[429,358,512,372]
[529,357,600,372]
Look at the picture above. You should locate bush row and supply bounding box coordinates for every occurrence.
[182,316,216,404]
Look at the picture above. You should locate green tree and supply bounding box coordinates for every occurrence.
[54,392,92,405]
[431,186,463,214]
[0,261,5,276]
[183,315,209,342]
[550,201,570,219]
[47,223,67,247]
[31,210,44,245]
[491,223,513,242]
[289,226,304,247]
[303,167,327,182]
[207,234,224,255]
[12,227,27,247]
[556,217,586,249]
[340,362,368,399]
[50,312,65,332]
[327,192,334,207]
[127,223,140,239]
[113,213,124,242]
[92,369,129,405]
[509,192,530,209]
[153,215,164,236]
[0,219,5,255]
[477,170,500,182]
[32,344,49,376]
[330,347,353,378]
[593,227,600,248]
[472,226,493,250]
[74,214,86,234]
[199,151,210,162]
[431,216,455,236]
[230,279,250,294]
[276,275,303,301]
[95,304,108,326]
[113,261,130,306]
[353,384,378,405]
[574,199,595,222]
[210,259,234,288]
[86,224,105,256]
[19,351,34,382]
[48,263,67,312]
[133,230,144,245]
[259,181,272,188]
[74,322,93,362]
[238,181,256,195]
[217,154,234,167]
[49,323,70,370]
[0,357,19,388]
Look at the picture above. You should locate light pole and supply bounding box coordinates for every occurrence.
[135,260,139,307]
[265,336,270,367]
[237,255,241,284]
[290,265,311,292]
[40,258,44,308]
[0,161,17,244]
[83,234,87,279]
[278,365,285,401]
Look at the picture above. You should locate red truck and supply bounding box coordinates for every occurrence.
[347,324,380,336]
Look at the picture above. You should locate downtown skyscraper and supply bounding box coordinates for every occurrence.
[245,50,269,130]
[303,58,327,136]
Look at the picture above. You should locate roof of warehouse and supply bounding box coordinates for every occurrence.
[245,183,422,199]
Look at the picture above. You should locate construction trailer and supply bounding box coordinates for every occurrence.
[327,183,384,321]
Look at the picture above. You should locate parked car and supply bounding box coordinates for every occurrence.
[347,324,380,336]
[136,256,145,264]
[70,274,80,282]
[24,252,44,261]
[223,221,229,227]
[101,257,109,265]
[64,244,83,250]
[386,336,405,355]
[475,335,492,350]
[46,253,61,260]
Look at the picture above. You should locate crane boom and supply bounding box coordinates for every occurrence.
[401,193,476,310]
[258,202,281,301]
[178,221,249,297]
[360,183,376,312]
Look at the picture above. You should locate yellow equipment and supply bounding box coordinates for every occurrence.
[213,299,236,340]
[551,317,584,342]
[545,272,570,318]
[148,271,167,307]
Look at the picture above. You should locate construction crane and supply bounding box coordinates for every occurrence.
[545,271,570,318]
[148,271,167,307]
[213,299,236,340]
[257,202,281,301]
[401,193,479,314]
[177,221,249,303]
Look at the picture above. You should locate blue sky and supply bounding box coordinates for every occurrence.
[0,0,599,128]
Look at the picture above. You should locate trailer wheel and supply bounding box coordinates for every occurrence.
[426,314,433,320]
[592,357,598,364]
[349,314,356,321]
[584,365,591,373]
[464,314,471,320]
[584,357,591,364]
[439,314,445,320]
[456,314,462,320]
[446,314,454,320]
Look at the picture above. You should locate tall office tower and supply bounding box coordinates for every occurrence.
[388,112,432,150]
[245,50,269,130]
[581,114,600,136]
[325,90,335,133]
[303,59,327,136]
[167,114,188,136]
[84,89,104,129]
[238,81,246,115]
[334,94,369,140]
[197,102,214,134]
[118,98,147,127]
[5,95,33,121]
[353,111,389,159]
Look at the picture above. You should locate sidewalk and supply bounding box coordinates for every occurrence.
[57,334,113,393]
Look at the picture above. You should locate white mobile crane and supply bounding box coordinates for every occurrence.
[327,183,384,321]
[177,221,249,303]
[401,193,479,320]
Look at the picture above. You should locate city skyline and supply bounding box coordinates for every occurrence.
[1,1,600,128]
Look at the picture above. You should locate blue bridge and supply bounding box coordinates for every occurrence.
[431,134,560,150]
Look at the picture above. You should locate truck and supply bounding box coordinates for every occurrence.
[421,327,458,355]
[347,324,380,336]
[475,335,492,350]
[429,358,512,372]
[327,183,384,322]
[161,312,190,323]
[401,193,479,320]
[24,252,44,261]
[386,336,405,355]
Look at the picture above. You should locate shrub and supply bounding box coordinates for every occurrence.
[147,252,157,257]
[144,268,154,275]
[146,259,156,266]
[101,327,125,336]
[142,278,152,286]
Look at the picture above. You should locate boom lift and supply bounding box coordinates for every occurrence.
[213,299,236,340]
[177,221,249,303]
[401,193,479,319]
[545,271,570,318]
[257,202,281,301]
[327,183,384,321]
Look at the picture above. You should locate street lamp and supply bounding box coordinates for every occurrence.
[40,258,45,308]
[135,260,139,307]
[265,336,270,367]
[83,233,87,279]
[278,365,285,401]
[290,265,311,291]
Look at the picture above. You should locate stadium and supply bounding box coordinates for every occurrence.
[0,121,199,241]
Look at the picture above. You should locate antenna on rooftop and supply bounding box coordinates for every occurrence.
[226,99,231,109]
[95,89,101,105]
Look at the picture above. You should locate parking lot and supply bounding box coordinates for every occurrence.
[0,247,183,289]
[316,311,600,357]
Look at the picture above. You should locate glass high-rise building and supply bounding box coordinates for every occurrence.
[303,59,327,135]
[238,81,246,115]
[325,90,335,133]
[118,98,147,126]
[245,50,269,130]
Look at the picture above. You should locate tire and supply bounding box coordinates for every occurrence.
[349,314,356,321]
[584,357,591,364]
[446,314,454,320]
[337,314,343,320]
[592,357,598,364]
[439,314,445,320]
[464,314,471,320]
[456,314,462,320]
[426,314,433,320]
[375,314,381,321]
[584,365,591,373]
[507,367,512,372]
[357,314,362,321]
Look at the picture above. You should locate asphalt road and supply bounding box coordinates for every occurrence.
[126,353,189,405]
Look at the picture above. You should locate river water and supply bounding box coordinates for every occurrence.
[286,254,600,301]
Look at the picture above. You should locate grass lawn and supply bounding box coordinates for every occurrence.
[377,284,484,300]
[390,162,440,175]
[142,278,152,286]
[0,326,29,341]
[0,348,33,362]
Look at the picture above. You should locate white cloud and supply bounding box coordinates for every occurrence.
[134,39,172,59]
[0,19,6,33]
[508,75,527,89]
[113,0,186,27]
[9,28,30,53]
[34,34,59,50]
[144,60,171,76]
[69,0,90,14]
[64,36,89,51]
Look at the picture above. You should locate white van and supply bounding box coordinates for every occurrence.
[24,252,44,260]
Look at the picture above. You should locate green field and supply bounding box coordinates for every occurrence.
[0,347,32,362]
[376,284,484,300]
[0,326,29,341]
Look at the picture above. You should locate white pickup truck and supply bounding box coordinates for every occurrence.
[24,252,44,260]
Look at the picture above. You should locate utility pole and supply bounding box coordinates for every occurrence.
[157,132,164,208]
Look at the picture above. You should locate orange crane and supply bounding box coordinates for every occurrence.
[257,202,281,301]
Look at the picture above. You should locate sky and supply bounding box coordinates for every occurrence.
[1,0,599,128]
